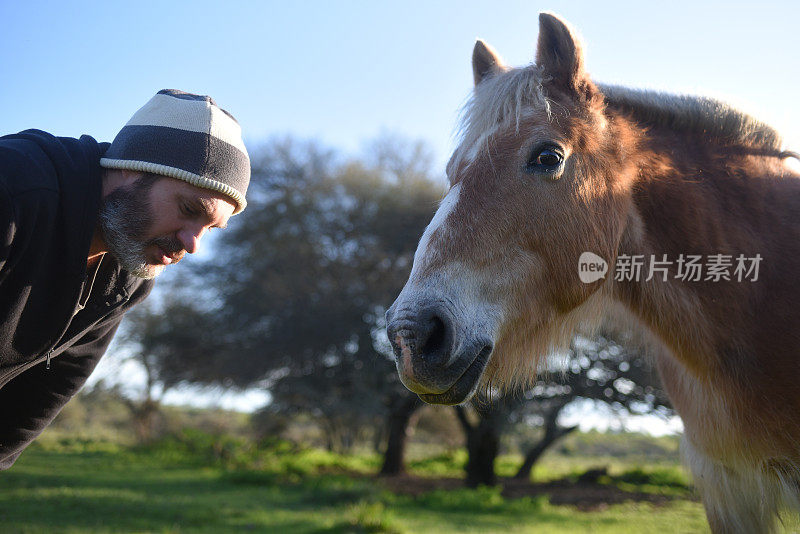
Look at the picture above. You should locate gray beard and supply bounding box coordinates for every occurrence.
[98,180,163,279]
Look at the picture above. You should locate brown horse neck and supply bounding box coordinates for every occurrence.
[607,115,800,377]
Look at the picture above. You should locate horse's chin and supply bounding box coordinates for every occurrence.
[417,346,492,405]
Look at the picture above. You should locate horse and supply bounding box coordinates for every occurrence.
[385,12,800,533]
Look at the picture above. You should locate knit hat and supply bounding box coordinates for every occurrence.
[100,89,250,214]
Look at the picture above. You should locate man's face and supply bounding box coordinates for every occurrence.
[99,174,236,279]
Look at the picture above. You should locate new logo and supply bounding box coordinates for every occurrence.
[578,252,608,283]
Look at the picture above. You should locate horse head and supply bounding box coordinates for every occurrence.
[386,13,633,404]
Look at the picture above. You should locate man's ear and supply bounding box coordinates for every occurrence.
[120,169,144,185]
[535,13,594,98]
[100,168,135,197]
[472,39,506,86]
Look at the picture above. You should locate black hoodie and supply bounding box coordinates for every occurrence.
[0,129,154,468]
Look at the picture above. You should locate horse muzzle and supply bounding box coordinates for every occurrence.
[386,301,494,405]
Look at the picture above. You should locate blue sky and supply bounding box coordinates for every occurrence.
[3,0,799,171]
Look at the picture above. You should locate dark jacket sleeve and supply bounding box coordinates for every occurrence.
[0,316,123,469]
[0,182,14,277]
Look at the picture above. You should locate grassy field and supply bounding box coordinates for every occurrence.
[0,433,711,533]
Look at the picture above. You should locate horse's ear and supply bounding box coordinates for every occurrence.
[472,40,505,86]
[535,13,590,95]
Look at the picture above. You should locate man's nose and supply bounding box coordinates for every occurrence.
[178,227,205,254]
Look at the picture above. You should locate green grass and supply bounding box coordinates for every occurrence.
[0,439,710,533]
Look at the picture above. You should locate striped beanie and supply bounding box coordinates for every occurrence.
[100,89,250,214]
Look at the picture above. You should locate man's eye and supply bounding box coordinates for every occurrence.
[182,204,198,216]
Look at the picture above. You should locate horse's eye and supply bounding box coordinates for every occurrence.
[537,150,562,167]
[526,146,564,176]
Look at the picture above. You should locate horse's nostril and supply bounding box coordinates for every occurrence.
[386,306,454,370]
[420,313,448,362]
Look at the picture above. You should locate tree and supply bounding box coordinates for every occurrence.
[455,396,511,487]
[379,391,424,475]
[123,136,445,458]
[513,397,577,480]
[456,334,672,486]
[110,290,225,443]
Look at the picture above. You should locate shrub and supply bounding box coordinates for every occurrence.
[343,502,405,534]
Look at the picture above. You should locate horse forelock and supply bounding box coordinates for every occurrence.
[452,65,551,176]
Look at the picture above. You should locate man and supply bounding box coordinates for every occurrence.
[0,89,250,468]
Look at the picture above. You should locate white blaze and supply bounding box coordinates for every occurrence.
[394,180,503,370]
[410,182,462,279]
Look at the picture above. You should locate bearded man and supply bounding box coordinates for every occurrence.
[0,89,250,468]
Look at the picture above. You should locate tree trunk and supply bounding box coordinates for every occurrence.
[514,406,578,480]
[372,421,386,454]
[456,403,504,487]
[126,398,160,444]
[380,394,423,475]
[322,420,337,452]
[465,420,500,487]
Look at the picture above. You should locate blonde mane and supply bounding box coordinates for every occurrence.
[598,84,785,151]
[453,66,787,171]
